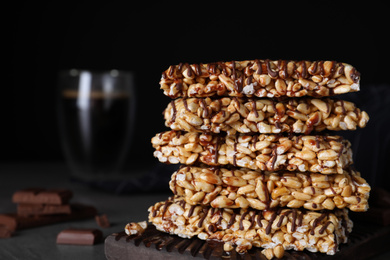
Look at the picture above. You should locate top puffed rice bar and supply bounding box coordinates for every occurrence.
[160,60,360,98]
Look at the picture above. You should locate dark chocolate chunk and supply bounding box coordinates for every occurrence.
[17,203,72,216]
[0,203,97,231]
[12,188,73,205]
[56,228,102,245]
[0,225,13,238]
[95,214,110,228]
[105,224,390,260]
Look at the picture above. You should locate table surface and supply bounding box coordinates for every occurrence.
[0,162,389,260]
[0,162,170,260]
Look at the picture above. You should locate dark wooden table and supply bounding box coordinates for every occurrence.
[0,162,169,260]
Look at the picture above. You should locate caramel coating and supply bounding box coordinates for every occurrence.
[160,60,360,98]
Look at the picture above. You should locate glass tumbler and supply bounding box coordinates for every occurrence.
[58,69,135,181]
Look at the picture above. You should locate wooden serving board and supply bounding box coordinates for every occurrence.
[105,222,390,260]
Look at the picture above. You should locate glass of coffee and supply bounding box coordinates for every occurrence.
[57,69,135,181]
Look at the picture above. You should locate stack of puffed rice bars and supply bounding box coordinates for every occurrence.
[146,60,371,259]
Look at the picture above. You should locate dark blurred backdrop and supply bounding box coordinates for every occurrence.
[10,2,390,189]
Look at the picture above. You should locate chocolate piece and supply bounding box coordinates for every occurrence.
[0,203,97,231]
[0,225,13,238]
[12,188,73,205]
[17,203,72,216]
[95,214,110,228]
[105,224,390,260]
[56,228,102,245]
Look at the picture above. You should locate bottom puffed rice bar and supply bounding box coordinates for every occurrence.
[170,166,370,212]
[148,196,352,259]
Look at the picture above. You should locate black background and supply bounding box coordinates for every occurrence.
[10,2,390,188]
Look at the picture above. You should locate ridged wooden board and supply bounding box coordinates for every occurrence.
[105,222,390,260]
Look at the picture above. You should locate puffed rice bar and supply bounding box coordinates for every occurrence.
[148,196,353,257]
[160,60,360,99]
[170,166,370,212]
[164,97,369,134]
[152,131,353,174]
